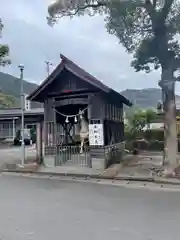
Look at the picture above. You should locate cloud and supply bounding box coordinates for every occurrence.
[0,0,177,93]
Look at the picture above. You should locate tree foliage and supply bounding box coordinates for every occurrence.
[125,108,156,136]
[0,93,16,108]
[47,0,108,25]
[48,0,180,74]
[48,1,180,169]
[106,0,180,73]
[145,109,156,129]
[125,109,146,135]
[0,18,10,67]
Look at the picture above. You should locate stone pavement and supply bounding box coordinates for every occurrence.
[2,152,157,178]
[3,151,180,186]
[100,153,163,178]
[116,153,163,178]
[0,145,37,170]
[1,157,180,186]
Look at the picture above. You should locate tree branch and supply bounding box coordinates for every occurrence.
[161,0,174,20]
[48,0,107,18]
[145,0,154,17]
[144,0,157,23]
[171,58,180,71]
[175,76,180,82]
[153,0,157,8]
[68,1,106,16]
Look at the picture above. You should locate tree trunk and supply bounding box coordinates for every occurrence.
[160,68,178,174]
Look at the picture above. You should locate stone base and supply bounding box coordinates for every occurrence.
[91,157,106,170]
[43,156,55,167]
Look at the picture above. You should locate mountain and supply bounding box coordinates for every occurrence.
[0,72,40,108]
[0,72,179,110]
[121,88,180,110]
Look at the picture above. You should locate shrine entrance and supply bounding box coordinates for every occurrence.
[55,103,88,146]
[54,103,91,167]
[28,54,132,170]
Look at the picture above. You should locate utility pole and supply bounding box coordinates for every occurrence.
[45,61,52,77]
[18,64,25,165]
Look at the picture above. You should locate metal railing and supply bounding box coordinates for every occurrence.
[55,145,91,167]
[46,122,80,145]
[45,141,125,168]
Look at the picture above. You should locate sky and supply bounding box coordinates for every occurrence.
[0,0,180,93]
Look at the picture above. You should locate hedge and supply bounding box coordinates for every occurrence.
[124,128,180,152]
[125,139,180,152]
[125,129,164,142]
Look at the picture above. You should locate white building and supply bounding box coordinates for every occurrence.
[24,94,31,110]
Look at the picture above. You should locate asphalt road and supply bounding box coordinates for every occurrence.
[0,175,180,240]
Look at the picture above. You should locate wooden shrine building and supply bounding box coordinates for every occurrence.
[28,54,132,169]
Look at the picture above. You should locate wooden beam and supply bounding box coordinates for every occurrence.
[54,98,89,106]
[54,93,89,100]
[48,89,99,97]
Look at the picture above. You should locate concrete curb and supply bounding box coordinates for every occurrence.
[2,168,180,186]
[2,169,115,180]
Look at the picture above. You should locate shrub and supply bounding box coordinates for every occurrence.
[144,129,164,141]
[148,140,164,151]
[125,140,134,151]
[134,139,149,150]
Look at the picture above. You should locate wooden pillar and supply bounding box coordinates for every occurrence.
[89,119,106,169]
[52,103,57,145]
[12,118,16,139]
[36,122,43,164]
[88,93,106,169]
[43,99,56,167]
[44,98,56,146]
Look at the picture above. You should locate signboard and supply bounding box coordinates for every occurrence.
[89,124,104,146]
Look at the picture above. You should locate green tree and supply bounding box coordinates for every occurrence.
[0,18,10,66]
[47,0,180,173]
[145,109,156,130]
[125,109,146,137]
[0,93,15,108]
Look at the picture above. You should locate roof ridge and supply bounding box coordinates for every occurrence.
[28,54,131,106]
[60,54,99,79]
[60,53,110,92]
